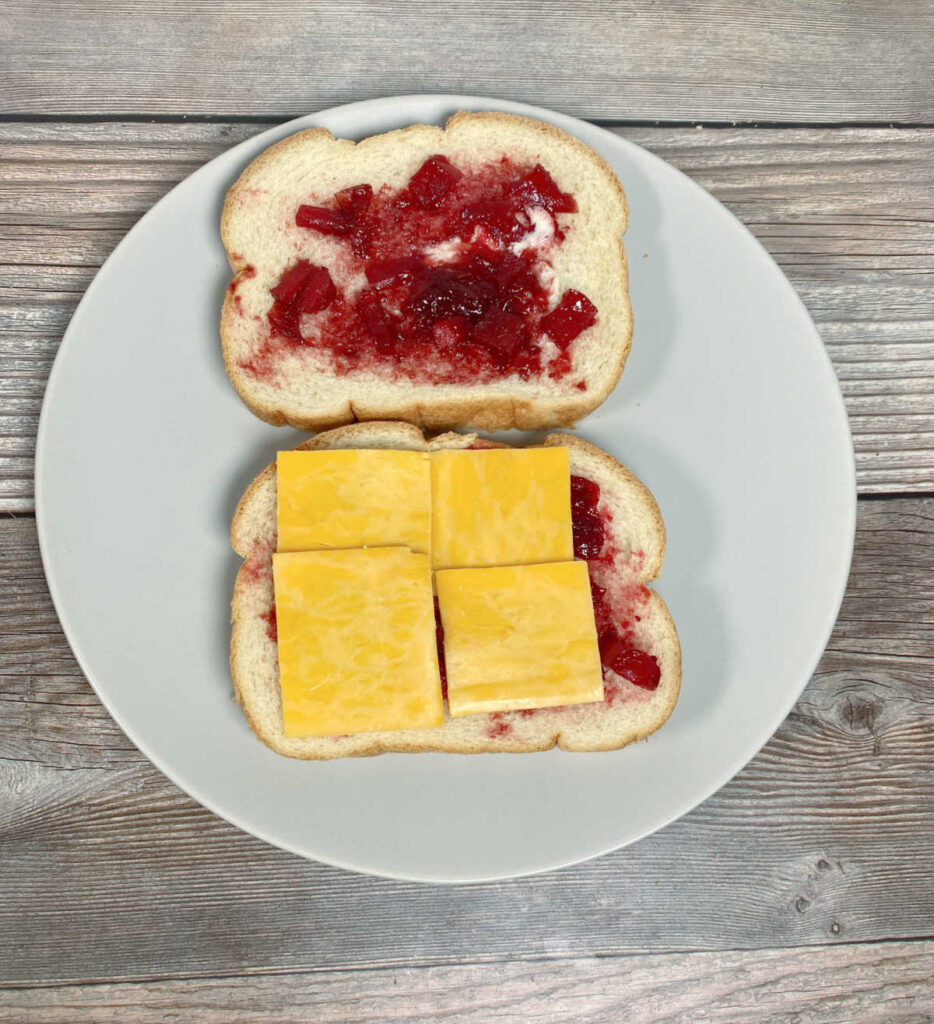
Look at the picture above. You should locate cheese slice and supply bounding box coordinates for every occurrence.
[272,547,443,737]
[430,447,573,570]
[277,449,431,554]
[436,560,604,717]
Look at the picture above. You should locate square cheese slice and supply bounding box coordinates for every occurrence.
[430,447,573,570]
[277,449,431,554]
[272,547,443,737]
[436,560,604,717]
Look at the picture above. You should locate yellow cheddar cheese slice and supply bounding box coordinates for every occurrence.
[430,447,573,570]
[436,560,604,717]
[273,547,443,737]
[277,449,431,555]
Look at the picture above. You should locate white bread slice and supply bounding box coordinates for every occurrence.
[230,423,681,758]
[221,112,631,433]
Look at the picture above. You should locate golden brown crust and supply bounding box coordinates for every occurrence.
[230,423,680,759]
[219,111,632,433]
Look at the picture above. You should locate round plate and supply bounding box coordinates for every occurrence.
[35,95,855,882]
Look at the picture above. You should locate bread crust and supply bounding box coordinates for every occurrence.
[230,423,681,759]
[220,111,632,432]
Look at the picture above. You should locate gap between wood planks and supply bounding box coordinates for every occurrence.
[3,115,934,128]
[0,940,930,1024]
[0,936,931,989]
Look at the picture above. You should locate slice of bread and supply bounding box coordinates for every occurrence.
[230,423,681,758]
[221,112,632,433]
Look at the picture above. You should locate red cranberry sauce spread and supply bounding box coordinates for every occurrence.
[256,155,597,384]
[571,474,661,698]
[434,595,448,701]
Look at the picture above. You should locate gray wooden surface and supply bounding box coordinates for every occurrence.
[1,942,932,1024]
[2,1,933,122]
[1,2,933,1021]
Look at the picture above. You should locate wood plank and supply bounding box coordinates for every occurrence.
[1,123,931,510]
[1,1,933,122]
[0,499,931,982]
[0,940,931,1024]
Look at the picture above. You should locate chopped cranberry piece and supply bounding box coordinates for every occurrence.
[270,260,315,305]
[297,265,336,314]
[541,290,598,349]
[571,474,601,514]
[296,186,373,253]
[571,475,607,560]
[295,205,354,235]
[267,304,300,342]
[349,225,372,259]
[365,255,425,287]
[512,164,577,214]
[473,309,527,363]
[573,513,605,560]
[357,290,397,354]
[609,645,660,690]
[408,265,496,321]
[408,155,463,208]
[492,251,544,315]
[598,631,627,669]
[459,199,524,241]
[268,260,335,342]
[335,183,373,220]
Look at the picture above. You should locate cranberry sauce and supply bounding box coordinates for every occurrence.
[253,156,596,385]
[571,474,661,694]
[260,606,278,644]
[433,595,448,701]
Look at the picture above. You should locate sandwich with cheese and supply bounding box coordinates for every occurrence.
[230,422,680,758]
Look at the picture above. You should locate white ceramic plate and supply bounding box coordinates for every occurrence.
[35,95,855,883]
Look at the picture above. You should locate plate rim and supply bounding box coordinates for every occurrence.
[34,93,857,883]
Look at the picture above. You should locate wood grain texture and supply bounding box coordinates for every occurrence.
[0,499,931,983]
[1,1,933,122]
[1,123,932,508]
[3,12,932,1012]
[1,941,932,1024]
